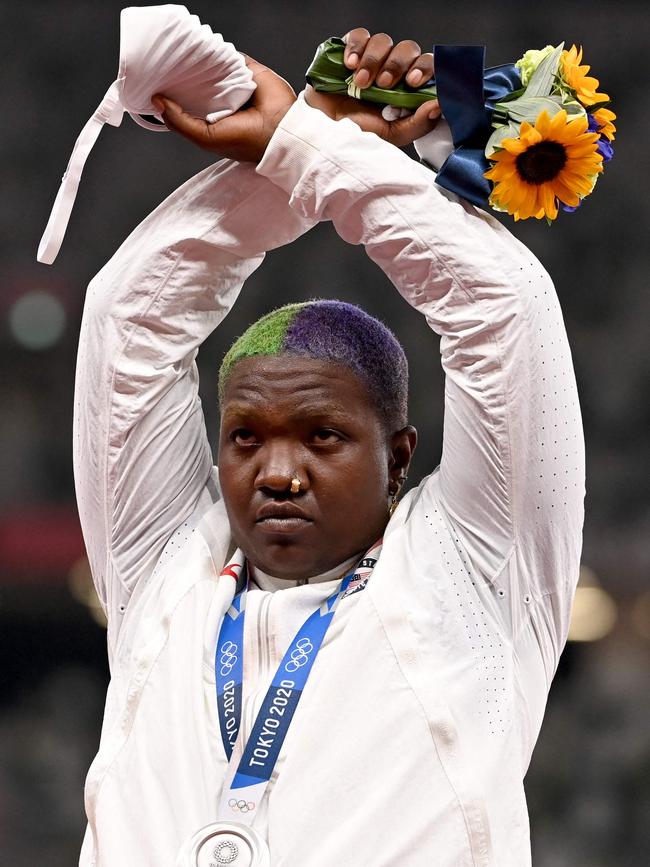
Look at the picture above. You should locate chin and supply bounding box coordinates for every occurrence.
[246,538,336,582]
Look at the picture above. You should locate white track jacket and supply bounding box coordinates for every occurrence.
[74,95,585,866]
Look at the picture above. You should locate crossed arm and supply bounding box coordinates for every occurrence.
[258,96,584,647]
[74,42,584,661]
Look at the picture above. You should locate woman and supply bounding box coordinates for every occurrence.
[74,31,584,867]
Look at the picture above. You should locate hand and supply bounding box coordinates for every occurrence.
[305,28,440,147]
[151,56,296,163]
[345,27,434,90]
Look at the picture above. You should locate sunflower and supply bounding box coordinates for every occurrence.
[485,110,603,221]
[592,106,616,141]
[561,45,609,107]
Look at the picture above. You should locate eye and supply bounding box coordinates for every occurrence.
[311,428,342,445]
[230,428,259,447]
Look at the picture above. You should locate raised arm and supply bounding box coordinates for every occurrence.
[74,64,314,636]
[256,93,585,656]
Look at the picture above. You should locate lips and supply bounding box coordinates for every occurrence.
[255,503,313,534]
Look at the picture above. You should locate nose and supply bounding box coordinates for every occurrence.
[254,441,304,496]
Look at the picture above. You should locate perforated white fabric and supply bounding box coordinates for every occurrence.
[73,97,584,867]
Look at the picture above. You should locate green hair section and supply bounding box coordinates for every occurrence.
[218,303,308,400]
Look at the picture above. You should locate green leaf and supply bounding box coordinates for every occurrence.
[345,75,438,109]
[485,121,520,157]
[563,100,586,117]
[495,87,527,104]
[495,95,564,124]
[524,43,564,98]
[586,99,611,114]
[305,37,352,95]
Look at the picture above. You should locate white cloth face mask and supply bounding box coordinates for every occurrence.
[38,4,255,265]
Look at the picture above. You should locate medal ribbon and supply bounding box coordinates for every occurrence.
[215,541,381,822]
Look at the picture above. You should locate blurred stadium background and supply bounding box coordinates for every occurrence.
[1,1,648,864]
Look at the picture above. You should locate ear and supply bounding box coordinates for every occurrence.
[388,425,418,491]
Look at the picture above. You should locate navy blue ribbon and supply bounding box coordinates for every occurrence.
[430,46,521,207]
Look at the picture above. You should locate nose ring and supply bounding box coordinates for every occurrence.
[290,477,301,494]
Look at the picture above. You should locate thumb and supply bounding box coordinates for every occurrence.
[388,100,441,148]
[152,94,213,147]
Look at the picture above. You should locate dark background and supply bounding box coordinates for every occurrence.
[1,1,648,865]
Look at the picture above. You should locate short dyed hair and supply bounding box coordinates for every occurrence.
[219,300,408,430]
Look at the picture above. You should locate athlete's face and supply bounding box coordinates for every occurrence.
[218,356,416,581]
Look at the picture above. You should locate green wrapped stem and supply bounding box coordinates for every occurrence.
[306,37,438,109]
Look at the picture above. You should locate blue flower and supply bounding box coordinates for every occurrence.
[587,113,614,164]
[587,113,601,133]
[561,201,582,213]
[597,137,614,163]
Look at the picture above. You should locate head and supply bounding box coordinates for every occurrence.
[217,301,417,580]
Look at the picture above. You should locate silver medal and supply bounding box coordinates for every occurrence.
[176,821,270,867]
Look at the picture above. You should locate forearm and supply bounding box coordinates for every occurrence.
[75,157,314,614]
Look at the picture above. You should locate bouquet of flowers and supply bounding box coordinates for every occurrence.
[307,39,615,222]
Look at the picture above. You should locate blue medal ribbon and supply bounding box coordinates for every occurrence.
[215,546,379,794]
[216,575,247,760]
[430,45,522,207]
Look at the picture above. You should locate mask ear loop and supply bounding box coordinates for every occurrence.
[37,80,125,264]
[128,112,169,131]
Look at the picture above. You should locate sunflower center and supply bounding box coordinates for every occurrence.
[516,141,567,184]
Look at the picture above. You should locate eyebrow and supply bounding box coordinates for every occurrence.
[221,401,354,422]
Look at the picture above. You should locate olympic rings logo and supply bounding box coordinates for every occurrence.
[228,797,256,813]
[219,640,238,676]
[284,637,314,672]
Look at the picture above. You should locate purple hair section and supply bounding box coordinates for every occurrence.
[284,301,408,427]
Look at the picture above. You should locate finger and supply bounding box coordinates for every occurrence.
[387,99,441,148]
[376,40,421,89]
[243,54,283,89]
[406,53,434,88]
[239,55,290,103]
[354,32,393,89]
[343,27,370,70]
[153,94,214,148]
[252,69,293,109]
[153,93,261,160]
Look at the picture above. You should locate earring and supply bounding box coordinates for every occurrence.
[388,475,408,517]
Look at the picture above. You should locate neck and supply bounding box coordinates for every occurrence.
[249,552,362,592]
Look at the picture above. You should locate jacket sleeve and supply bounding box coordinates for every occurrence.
[257,96,585,651]
[74,158,314,627]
